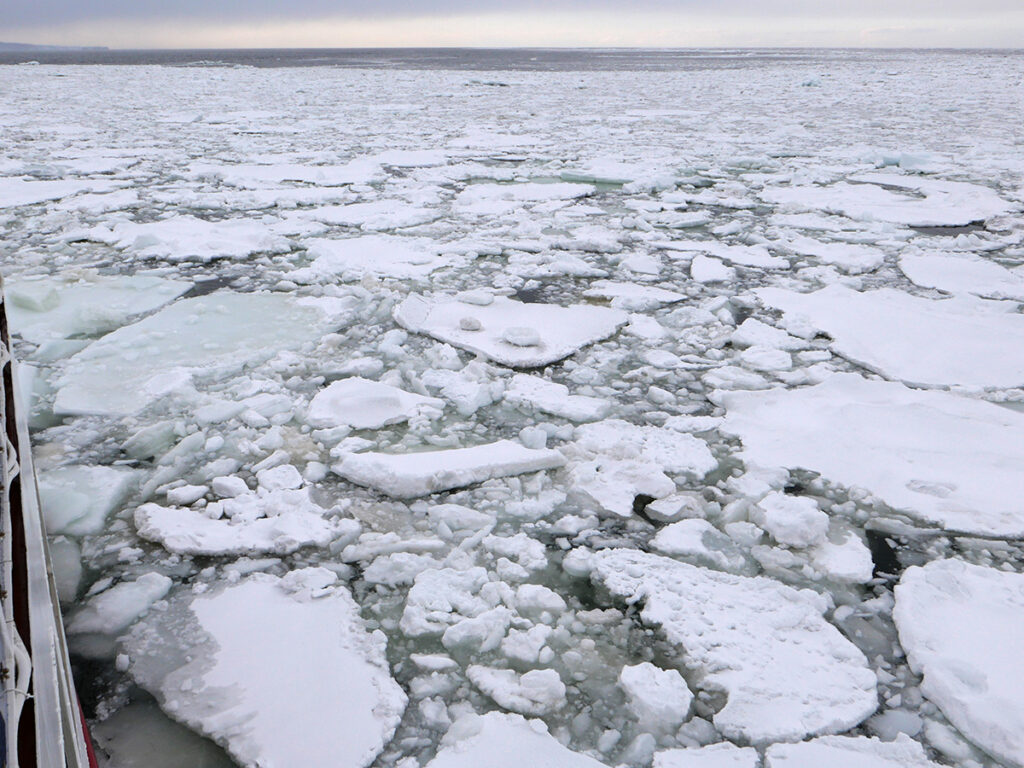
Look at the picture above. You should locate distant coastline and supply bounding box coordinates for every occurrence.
[0,42,109,51]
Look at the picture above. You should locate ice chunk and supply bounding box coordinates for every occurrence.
[335,440,565,498]
[757,284,1024,388]
[783,235,885,274]
[730,319,804,351]
[718,374,1024,538]
[294,235,458,282]
[0,176,118,208]
[134,487,343,556]
[305,200,439,230]
[67,573,171,635]
[6,273,190,344]
[38,465,140,536]
[53,292,345,416]
[894,559,1024,768]
[108,216,290,262]
[765,734,943,768]
[582,280,686,311]
[455,182,593,216]
[504,374,611,422]
[761,174,1015,227]
[899,252,1024,301]
[466,667,567,716]
[307,377,444,430]
[752,491,829,548]
[618,662,693,733]
[394,294,627,368]
[125,571,406,768]
[426,712,607,768]
[668,241,787,269]
[591,550,877,743]
[690,255,736,283]
[651,519,748,572]
[190,159,383,188]
[654,743,759,768]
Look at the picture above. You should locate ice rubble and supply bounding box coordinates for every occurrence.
[126,570,406,768]
[425,712,607,768]
[590,550,878,744]
[394,294,628,368]
[306,377,445,430]
[53,292,347,416]
[899,252,1024,300]
[761,173,1015,227]
[764,734,944,768]
[893,559,1024,768]
[334,440,565,498]
[292,235,459,282]
[757,284,1024,388]
[717,373,1024,537]
[5,273,190,344]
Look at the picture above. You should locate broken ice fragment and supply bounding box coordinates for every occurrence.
[306,377,444,430]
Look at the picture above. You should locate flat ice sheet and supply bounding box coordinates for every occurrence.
[126,571,406,768]
[6,273,190,344]
[590,549,877,743]
[294,235,459,281]
[394,294,627,368]
[334,440,566,498]
[53,292,345,416]
[306,377,444,429]
[717,373,1024,537]
[765,735,943,768]
[757,284,1024,388]
[899,252,1024,301]
[761,174,1015,227]
[426,713,606,768]
[894,559,1024,768]
[105,216,291,262]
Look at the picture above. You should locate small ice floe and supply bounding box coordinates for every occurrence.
[618,662,693,735]
[565,420,716,517]
[104,215,291,262]
[0,176,120,208]
[764,734,944,768]
[782,234,885,274]
[293,234,458,282]
[38,465,140,536]
[5,273,190,344]
[189,159,384,187]
[899,251,1024,301]
[334,440,566,498]
[894,559,1024,768]
[757,284,1024,388]
[589,550,877,743]
[394,294,627,368]
[454,182,594,216]
[761,173,1015,227]
[717,373,1024,538]
[654,743,759,768]
[582,279,686,311]
[503,373,611,422]
[53,292,347,416]
[306,377,444,430]
[425,712,607,768]
[303,199,439,230]
[690,255,736,283]
[125,570,406,768]
[665,240,788,270]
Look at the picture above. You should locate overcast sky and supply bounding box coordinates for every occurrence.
[4,0,1023,48]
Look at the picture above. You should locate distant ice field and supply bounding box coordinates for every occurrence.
[3,50,1024,768]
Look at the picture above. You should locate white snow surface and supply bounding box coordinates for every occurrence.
[426,713,607,768]
[893,559,1024,768]
[590,549,878,744]
[126,571,407,768]
[717,373,1024,537]
[654,743,760,768]
[334,440,566,498]
[757,284,1024,388]
[293,235,458,281]
[898,252,1024,300]
[394,294,627,368]
[765,734,943,768]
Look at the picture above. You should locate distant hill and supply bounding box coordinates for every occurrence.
[0,42,109,51]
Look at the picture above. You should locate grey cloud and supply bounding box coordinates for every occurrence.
[4,0,1021,27]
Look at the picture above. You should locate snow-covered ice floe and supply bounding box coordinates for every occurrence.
[125,570,406,768]
[764,734,944,768]
[306,377,444,430]
[717,373,1024,537]
[394,294,627,368]
[100,215,291,262]
[292,235,460,282]
[334,439,566,498]
[426,712,606,768]
[899,251,1024,301]
[53,292,349,416]
[589,549,877,743]
[757,284,1024,389]
[761,173,1016,227]
[654,743,759,768]
[894,559,1024,768]
[503,373,611,422]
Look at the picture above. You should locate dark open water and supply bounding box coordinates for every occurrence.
[1,47,1020,70]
